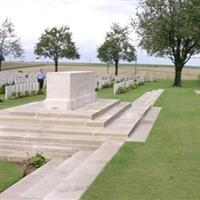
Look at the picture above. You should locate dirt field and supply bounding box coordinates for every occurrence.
[5,63,199,80]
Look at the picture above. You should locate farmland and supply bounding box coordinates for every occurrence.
[1,61,200,80]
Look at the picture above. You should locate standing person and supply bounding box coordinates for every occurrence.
[37,69,46,90]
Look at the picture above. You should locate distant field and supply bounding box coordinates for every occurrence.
[1,61,49,70]
[1,61,200,80]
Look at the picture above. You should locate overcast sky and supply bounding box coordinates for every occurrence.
[1,0,199,66]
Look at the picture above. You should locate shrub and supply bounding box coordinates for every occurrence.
[138,82,144,86]
[27,153,46,168]
[24,91,30,97]
[37,90,44,95]
[128,84,136,90]
[116,87,128,94]
[31,90,37,96]
[17,92,23,98]
[102,82,113,89]
[0,84,6,94]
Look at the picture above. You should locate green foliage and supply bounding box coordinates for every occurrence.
[0,84,6,94]
[34,26,80,72]
[128,84,136,90]
[0,18,24,71]
[31,90,37,96]
[198,75,200,83]
[0,160,24,192]
[27,153,46,168]
[97,23,136,75]
[101,82,113,89]
[24,90,30,97]
[116,87,128,94]
[37,90,44,95]
[134,0,200,86]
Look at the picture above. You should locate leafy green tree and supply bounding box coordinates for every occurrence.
[134,0,200,87]
[0,18,24,71]
[97,23,136,76]
[35,26,80,72]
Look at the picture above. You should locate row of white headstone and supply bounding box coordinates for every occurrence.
[95,78,112,90]
[95,75,133,90]
[113,79,135,95]
[113,76,147,95]
[5,82,39,100]
[144,75,156,82]
[0,72,40,86]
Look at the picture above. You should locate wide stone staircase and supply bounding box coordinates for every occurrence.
[1,89,164,200]
[0,89,164,161]
[1,141,124,200]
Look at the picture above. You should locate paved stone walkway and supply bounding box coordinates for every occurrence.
[194,90,200,94]
[128,107,162,142]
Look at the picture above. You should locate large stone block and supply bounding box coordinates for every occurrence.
[44,71,96,110]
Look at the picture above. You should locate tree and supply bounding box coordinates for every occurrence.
[134,0,200,87]
[97,23,136,76]
[34,26,80,72]
[0,18,24,71]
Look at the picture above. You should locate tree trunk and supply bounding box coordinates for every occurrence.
[0,59,2,72]
[173,67,183,87]
[115,60,119,76]
[54,60,58,72]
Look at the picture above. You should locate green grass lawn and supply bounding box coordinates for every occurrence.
[0,93,45,110]
[0,160,24,192]
[81,80,200,200]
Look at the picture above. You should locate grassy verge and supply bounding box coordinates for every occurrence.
[0,160,24,192]
[81,80,200,200]
[0,93,45,110]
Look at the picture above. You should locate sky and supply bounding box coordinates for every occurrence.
[1,0,199,66]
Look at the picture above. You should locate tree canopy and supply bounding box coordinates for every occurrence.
[97,23,136,76]
[34,26,80,72]
[134,0,200,86]
[0,18,24,71]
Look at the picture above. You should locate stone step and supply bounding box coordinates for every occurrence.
[1,140,79,155]
[0,149,71,161]
[1,138,98,152]
[44,140,124,200]
[97,105,151,138]
[86,102,131,127]
[1,102,130,128]
[128,107,162,142]
[20,150,92,200]
[1,124,99,137]
[1,123,128,139]
[1,131,104,146]
[6,99,120,120]
[0,159,64,200]
[132,89,164,106]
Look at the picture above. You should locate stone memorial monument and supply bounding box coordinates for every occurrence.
[44,71,96,110]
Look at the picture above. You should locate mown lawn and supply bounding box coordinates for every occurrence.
[0,160,24,192]
[0,93,45,110]
[81,80,200,200]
